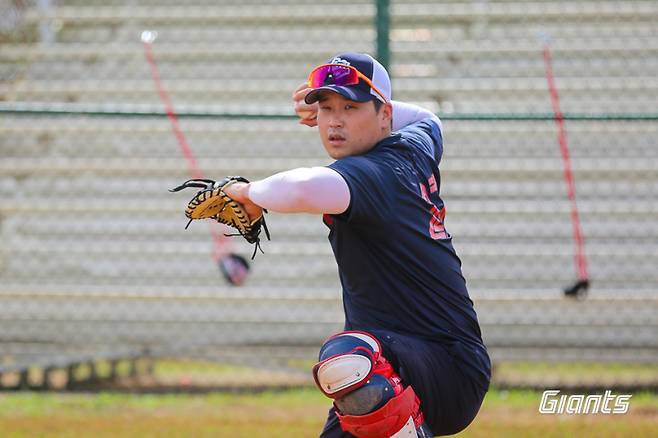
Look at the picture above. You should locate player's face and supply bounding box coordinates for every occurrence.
[316,91,391,160]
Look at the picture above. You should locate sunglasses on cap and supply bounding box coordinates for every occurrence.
[307,63,389,103]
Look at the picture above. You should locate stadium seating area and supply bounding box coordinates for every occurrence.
[1,0,657,378]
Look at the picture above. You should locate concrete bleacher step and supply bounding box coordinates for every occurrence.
[58,0,364,5]
[0,156,655,179]
[20,2,658,26]
[10,57,657,84]
[0,174,658,201]
[394,37,658,57]
[0,266,651,292]
[6,37,654,79]
[1,294,656,328]
[2,176,654,202]
[2,239,656,284]
[397,21,658,42]
[1,194,655,218]
[0,321,653,359]
[3,214,328,238]
[1,281,655,301]
[2,90,654,113]
[58,25,373,45]
[425,99,657,113]
[0,305,655,348]
[4,76,657,97]
[21,4,374,25]
[0,320,342,346]
[3,31,655,110]
[6,214,658,241]
[4,36,657,61]
[49,17,657,45]
[391,1,658,24]
[8,236,652,257]
[0,265,650,291]
[482,323,658,349]
[0,116,658,152]
[6,219,657,256]
[3,124,655,163]
[0,43,340,62]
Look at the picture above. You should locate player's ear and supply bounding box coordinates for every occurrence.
[379,101,393,130]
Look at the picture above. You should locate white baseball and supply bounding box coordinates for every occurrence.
[140,30,158,44]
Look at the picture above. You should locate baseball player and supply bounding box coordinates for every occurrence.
[222,52,491,437]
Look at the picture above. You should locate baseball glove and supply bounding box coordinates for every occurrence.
[170,177,270,258]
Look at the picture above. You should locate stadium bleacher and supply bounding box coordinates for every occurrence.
[1,0,657,386]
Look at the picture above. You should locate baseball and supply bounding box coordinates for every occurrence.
[140,30,158,44]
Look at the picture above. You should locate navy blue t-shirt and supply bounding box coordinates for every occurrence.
[326,119,485,351]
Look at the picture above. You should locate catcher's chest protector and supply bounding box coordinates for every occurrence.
[313,331,428,438]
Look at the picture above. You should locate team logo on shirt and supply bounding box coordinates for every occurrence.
[419,175,450,240]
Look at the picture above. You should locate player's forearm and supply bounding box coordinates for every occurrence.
[392,100,442,132]
[247,167,350,214]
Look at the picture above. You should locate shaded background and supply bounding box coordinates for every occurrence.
[1,0,657,390]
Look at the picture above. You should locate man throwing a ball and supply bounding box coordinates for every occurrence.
[225,52,490,437]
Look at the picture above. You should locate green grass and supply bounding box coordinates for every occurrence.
[0,389,327,438]
[493,362,658,384]
[0,388,655,437]
[1,360,656,437]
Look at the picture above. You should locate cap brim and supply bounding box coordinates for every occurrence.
[305,85,376,104]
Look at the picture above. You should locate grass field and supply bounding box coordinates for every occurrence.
[1,360,657,437]
[0,388,656,437]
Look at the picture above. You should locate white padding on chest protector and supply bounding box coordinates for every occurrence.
[316,354,373,396]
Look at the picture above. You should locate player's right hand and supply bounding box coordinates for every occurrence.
[292,82,318,127]
[222,181,264,223]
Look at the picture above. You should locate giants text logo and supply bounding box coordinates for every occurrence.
[539,390,631,414]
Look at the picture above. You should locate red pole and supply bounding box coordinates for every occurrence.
[542,42,590,296]
[142,32,249,284]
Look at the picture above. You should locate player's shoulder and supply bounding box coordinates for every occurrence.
[394,117,443,162]
[328,147,401,189]
[398,116,442,141]
[329,152,384,174]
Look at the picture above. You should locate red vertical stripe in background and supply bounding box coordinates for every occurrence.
[542,44,589,282]
[142,40,232,262]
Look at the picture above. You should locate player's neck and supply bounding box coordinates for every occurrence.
[375,127,392,144]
